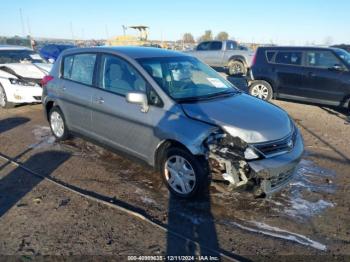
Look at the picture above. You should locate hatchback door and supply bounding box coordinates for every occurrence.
[273,50,304,97]
[301,50,349,105]
[58,53,97,135]
[90,54,156,161]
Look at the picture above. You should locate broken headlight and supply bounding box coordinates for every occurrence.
[244,146,260,160]
[9,78,36,86]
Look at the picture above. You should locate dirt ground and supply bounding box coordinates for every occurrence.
[0,86,349,261]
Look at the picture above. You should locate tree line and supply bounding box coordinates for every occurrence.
[182,30,230,43]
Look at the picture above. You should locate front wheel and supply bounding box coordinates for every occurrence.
[228,60,247,76]
[249,80,273,101]
[161,147,209,199]
[0,85,15,109]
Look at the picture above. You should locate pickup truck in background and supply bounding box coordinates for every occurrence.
[186,40,255,76]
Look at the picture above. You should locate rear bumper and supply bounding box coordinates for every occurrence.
[248,129,304,194]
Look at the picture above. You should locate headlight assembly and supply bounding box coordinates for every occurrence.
[244,146,260,160]
[9,78,36,86]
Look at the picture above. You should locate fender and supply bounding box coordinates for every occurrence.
[227,55,247,67]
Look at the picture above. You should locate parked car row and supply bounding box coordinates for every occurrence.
[247,46,350,111]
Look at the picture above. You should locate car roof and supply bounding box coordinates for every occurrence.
[62,46,189,59]
[258,46,339,51]
[0,45,32,51]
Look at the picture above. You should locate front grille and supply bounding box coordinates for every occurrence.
[254,129,297,157]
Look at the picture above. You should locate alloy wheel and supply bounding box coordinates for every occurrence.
[0,88,6,107]
[230,63,243,75]
[251,84,269,100]
[50,111,65,138]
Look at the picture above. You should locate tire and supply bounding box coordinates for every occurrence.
[249,80,273,101]
[228,60,247,76]
[160,147,209,199]
[49,106,69,141]
[0,85,15,109]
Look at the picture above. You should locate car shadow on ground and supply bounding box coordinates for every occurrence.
[0,150,71,218]
[0,117,30,134]
[276,98,350,122]
[298,122,350,164]
[319,106,350,123]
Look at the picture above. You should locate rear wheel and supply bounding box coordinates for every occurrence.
[0,85,15,109]
[228,60,247,76]
[160,147,209,199]
[249,80,273,101]
[49,107,69,141]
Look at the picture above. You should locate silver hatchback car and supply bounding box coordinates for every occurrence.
[42,47,304,198]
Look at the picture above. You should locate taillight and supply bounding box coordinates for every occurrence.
[41,75,54,86]
[251,51,257,66]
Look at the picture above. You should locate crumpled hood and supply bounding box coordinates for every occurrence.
[181,93,292,143]
[0,63,50,79]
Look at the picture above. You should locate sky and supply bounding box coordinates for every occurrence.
[1,0,349,45]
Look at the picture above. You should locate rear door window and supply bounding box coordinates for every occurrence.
[209,41,223,51]
[275,51,302,65]
[63,53,97,85]
[305,51,342,69]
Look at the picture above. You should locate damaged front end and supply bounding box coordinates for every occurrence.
[205,127,302,196]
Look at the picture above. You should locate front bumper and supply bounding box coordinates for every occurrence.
[248,130,304,194]
[7,85,42,104]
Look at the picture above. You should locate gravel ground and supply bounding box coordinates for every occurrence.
[0,83,349,261]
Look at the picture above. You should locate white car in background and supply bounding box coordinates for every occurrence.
[0,45,52,108]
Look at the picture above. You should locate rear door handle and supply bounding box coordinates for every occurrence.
[95,97,104,104]
[308,72,316,77]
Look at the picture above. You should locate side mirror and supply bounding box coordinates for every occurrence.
[126,92,149,113]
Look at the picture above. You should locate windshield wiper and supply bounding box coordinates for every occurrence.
[177,90,237,103]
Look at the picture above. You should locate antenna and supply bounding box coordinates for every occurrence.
[27,17,32,36]
[70,21,74,41]
[105,24,109,39]
[122,25,127,36]
[19,8,26,36]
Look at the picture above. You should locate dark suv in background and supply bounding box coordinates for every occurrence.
[248,46,350,111]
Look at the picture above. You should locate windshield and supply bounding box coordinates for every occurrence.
[335,49,350,67]
[0,49,47,64]
[137,56,238,101]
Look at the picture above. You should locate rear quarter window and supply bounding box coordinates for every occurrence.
[62,53,97,85]
[265,51,276,62]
